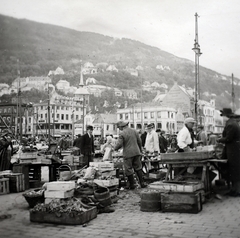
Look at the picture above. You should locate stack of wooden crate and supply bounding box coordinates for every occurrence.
[44,181,76,203]
[0,178,9,195]
[148,181,204,214]
[3,173,25,193]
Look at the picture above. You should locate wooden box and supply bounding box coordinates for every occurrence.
[161,191,202,214]
[45,181,76,191]
[161,151,213,162]
[44,189,74,199]
[149,181,204,193]
[13,164,29,190]
[30,206,97,225]
[0,178,9,195]
[4,173,25,192]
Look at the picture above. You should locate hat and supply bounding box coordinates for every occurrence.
[220,108,234,117]
[116,121,129,128]
[86,125,93,130]
[156,128,161,132]
[184,117,196,124]
[146,123,154,129]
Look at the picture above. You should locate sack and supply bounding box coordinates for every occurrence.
[83,167,97,180]
[103,147,112,161]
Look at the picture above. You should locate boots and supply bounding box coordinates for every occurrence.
[127,174,137,190]
[136,170,147,188]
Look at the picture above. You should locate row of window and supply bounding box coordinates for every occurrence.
[119,111,175,120]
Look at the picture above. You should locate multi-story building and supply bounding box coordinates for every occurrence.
[116,103,178,134]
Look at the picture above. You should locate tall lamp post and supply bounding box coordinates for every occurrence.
[192,12,202,129]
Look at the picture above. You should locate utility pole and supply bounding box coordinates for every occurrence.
[47,83,51,145]
[17,59,23,144]
[232,73,235,112]
[192,13,202,130]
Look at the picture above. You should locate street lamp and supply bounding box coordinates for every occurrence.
[192,13,202,129]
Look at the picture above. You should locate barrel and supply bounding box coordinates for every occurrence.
[94,187,112,207]
[140,190,161,212]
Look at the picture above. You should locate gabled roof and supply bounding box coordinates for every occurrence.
[93,114,117,124]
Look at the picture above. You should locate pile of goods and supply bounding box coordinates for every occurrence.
[30,197,97,225]
[31,198,89,216]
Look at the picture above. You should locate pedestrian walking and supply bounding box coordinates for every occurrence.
[114,121,147,189]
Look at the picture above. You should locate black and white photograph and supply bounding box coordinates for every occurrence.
[0,0,240,237]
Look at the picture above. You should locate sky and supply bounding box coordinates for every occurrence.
[1,0,240,78]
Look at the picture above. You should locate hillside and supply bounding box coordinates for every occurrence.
[0,14,239,109]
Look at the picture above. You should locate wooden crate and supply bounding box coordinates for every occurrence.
[149,181,204,193]
[161,151,213,162]
[0,178,9,195]
[161,191,202,214]
[4,173,25,192]
[30,206,97,225]
[13,164,29,190]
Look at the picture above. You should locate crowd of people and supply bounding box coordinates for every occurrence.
[0,107,239,196]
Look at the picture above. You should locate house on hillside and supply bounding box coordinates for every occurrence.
[56,80,70,90]
[86,77,97,85]
[122,89,137,99]
[106,65,118,72]
[125,68,138,76]
[12,76,52,91]
[48,67,65,76]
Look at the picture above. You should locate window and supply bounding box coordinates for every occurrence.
[106,125,109,130]
[119,114,123,119]
[76,115,79,120]
[66,114,69,120]
[157,112,161,118]
[61,114,64,120]
[57,114,59,119]
[144,112,148,119]
[151,112,154,118]
[137,112,141,119]
[157,123,162,129]
[125,113,128,120]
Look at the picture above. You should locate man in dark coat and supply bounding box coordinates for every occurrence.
[156,129,168,153]
[73,134,82,155]
[80,126,95,167]
[218,108,240,197]
[114,121,147,189]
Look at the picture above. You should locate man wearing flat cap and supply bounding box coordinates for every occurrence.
[218,108,240,197]
[144,123,160,154]
[114,121,147,189]
[177,117,196,152]
[80,125,95,167]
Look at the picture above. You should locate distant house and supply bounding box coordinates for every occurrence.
[106,65,118,72]
[56,80,70,90]
[86,77,97,85]
[113,88,123,97]
[156,65,171,71]
[136,65,143,71]
[122,89,137,99]
[48,67,65,76]
[125,68,138,76]
[12,76,51,91]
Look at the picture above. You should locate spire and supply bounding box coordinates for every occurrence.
[79,63,84,87]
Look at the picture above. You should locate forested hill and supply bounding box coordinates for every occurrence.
[0,14,238,108]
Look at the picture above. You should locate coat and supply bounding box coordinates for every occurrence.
[219,117,240,182]
[114,127,142,158]
[80,133,95,155]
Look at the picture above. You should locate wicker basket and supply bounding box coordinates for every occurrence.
[23,189,45,208]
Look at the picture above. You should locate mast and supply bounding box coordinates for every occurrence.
[232,73,235,112]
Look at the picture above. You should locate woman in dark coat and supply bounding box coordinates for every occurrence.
[218,108,240,196]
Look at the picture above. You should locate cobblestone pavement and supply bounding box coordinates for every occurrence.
[0,186,240,238]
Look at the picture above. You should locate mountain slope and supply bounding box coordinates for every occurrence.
[0,14,238,109]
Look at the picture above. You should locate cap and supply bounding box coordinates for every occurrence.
[116,121,129,128]
[146,123,154,129]
[184,117,196,124]
[220,108,234,117]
